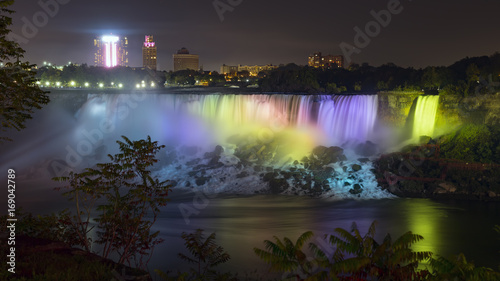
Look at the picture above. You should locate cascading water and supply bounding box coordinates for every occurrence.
[412,95,440,139]
[0,91,393,200]
[317,95,378,146]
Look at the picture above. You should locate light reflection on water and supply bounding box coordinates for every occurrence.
[150,194,500,276]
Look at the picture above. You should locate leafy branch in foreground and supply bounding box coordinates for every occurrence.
[253,231,322,280]
[311,221,432,281]
[53,135,171,270]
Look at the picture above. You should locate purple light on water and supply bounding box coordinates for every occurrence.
[317,95,378,145]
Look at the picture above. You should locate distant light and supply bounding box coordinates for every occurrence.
[84,82,89,87]
[150,82,155,87]
[68,61,72,65]
[136,84,141,89]
[99,83,104,88]
[111,82,114,86]
[118,83,123,88]
[56,82,61,87]
[102,35,119,42]
[141,80,145,84]
[36,81,41,85]
[45,82,50,86]
[70,81,75,86]
[43,61,47,65]
[48,63,52,66]
[142,84,146,88]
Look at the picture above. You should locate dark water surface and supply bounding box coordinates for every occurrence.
[150,193,500,276]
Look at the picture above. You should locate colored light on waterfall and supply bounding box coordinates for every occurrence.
[412,96,439,138]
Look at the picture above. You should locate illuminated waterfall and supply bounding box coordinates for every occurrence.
[317,95,378,145]
[412,95,440,139]
[83,93,379,148]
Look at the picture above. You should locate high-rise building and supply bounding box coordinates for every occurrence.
[173,47,199,71]
[142,35,157,70]
[308,52,344,69]
[94,35,128,68]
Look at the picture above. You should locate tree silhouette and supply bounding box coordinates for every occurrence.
[0,0,49,142]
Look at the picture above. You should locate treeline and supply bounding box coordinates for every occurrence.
[35,64,165,88]
[164,69,226,86]
[260,53,500,95]
[34,65,228,88]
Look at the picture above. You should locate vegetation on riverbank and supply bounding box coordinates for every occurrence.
[375,124,500,199]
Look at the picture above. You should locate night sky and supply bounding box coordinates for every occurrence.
[8,0,500,71]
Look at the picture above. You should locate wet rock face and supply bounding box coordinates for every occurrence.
[160,141,381,198]
[311,146,345,166]
[312,167,335,183]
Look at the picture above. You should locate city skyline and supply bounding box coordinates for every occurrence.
[8,0,500,71]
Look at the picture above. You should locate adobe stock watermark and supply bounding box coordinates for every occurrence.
[49,91,148,178]
[213,0,243,22]
[340,0,414,65]
[7,0,71,44]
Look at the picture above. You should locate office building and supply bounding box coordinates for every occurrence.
[308,52,344,69]
[173,47,199,71]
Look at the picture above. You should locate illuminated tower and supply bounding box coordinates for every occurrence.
[142,35,157,70]
[94,35,128,68]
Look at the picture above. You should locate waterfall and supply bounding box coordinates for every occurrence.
[317,95,378,145]
[80,93,379,148]
[412,95,439,139]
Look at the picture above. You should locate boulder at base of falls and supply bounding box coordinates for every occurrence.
[349,184,363,195]
[311,146,346,166]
